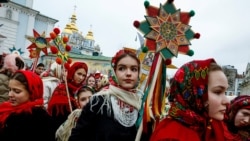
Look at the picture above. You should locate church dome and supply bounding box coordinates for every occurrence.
[63,24,73,34]
[62,13,79,35]
[85,30,94,40]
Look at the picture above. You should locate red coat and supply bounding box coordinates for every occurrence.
[150,117,235,141]
[150,118,200,141]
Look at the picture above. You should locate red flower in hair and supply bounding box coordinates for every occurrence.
[111,49,136,68]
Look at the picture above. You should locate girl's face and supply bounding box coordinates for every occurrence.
[207,70,229,120]
[234,109,250,127]
[87,76,96,88]
[8,79,30,106]
[78,91,92,108]
[73,68,87,84]
[115,55,139,89]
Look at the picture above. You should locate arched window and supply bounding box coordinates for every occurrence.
[6,9,12,19]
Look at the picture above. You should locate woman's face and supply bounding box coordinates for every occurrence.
[115,55,139,89]
[8,79,30,106]
[87,76,96,88]
[207,70,229,120]
[234,108,250,127]
[77,90,92,108]
[73,68,87,84]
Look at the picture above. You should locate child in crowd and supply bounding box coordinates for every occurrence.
[56,85,94,141]
[69,48,143,141]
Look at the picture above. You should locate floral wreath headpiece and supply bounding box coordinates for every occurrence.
[111,48,137,68]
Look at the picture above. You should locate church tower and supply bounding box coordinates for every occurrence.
[61,7,102,56]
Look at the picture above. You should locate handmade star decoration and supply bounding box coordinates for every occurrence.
[133,0,200,136]
[26,29,51,58]
[133,0,200,61]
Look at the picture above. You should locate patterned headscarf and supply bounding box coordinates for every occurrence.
[226,95,250,132]
[227,95,250,120]
[0,70,43,127]
[225,95,250,138]
[168,58,215,131]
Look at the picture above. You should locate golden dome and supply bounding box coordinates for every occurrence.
[62,13,79,34]
[63,24,73,34]
[85,30,94,40]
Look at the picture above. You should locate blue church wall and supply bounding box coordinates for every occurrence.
[16,12,28,52]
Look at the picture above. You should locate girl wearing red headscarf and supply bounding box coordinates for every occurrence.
[47,61,88,130]
[150,59,233,141]
[225,95,250,140]
[0,70,56,141]
[69,49,143,141]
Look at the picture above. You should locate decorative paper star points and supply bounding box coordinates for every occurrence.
[134,1,199,60]
[26,29,51,58]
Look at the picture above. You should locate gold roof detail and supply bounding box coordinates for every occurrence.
[63,13,79,33]
[85,30,94,40]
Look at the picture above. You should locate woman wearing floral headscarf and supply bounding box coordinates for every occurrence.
[47,61,88,130]
[0,70,55,141]
[225,95,250,141]
[69,48,143,141]
[150,58,232,141]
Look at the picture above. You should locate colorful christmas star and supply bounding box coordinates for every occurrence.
[133,0,200,135]
[133,0,200,60]
[26,29,51,58]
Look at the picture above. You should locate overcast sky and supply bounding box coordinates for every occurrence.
[33,0,250,75]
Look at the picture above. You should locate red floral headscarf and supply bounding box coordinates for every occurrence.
[227,95,250,120]
[225,95,250,138]
[0,70,43,127]
[168,59,216,134]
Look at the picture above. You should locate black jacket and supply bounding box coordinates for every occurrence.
[69,95,137,141]
[0,107,56,141]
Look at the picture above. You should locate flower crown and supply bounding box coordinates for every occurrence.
[111,48,136,68]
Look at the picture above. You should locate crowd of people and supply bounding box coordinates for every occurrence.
[0,49,249,141]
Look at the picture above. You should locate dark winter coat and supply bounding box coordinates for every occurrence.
[0,107,56,141]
